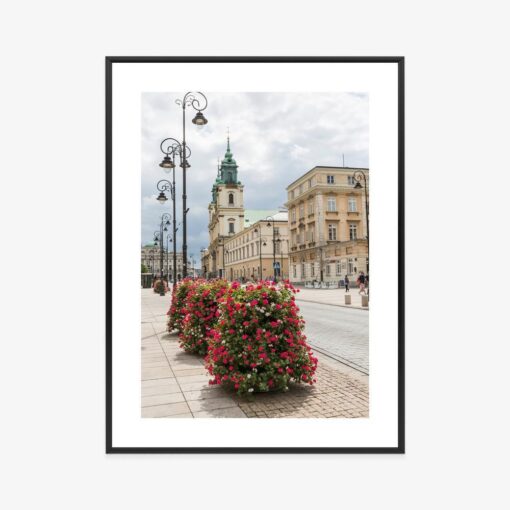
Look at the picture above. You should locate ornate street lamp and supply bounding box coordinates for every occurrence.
[156,174,178,286]
[352,170,369,278]
[276,238,285,280]
[174,92,209,277]
[253,227,268,281]
[165,230,172,283]
[266,216,278,281]
[153,213,171,296]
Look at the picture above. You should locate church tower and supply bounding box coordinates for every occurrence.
[207,135,245,277]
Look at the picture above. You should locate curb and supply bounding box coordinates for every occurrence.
[295,298,369,311]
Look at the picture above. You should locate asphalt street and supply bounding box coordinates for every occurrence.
[296,300,369,374]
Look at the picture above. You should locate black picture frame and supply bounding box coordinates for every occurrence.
[106,56,405,454]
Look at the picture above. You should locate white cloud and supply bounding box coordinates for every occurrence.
[142,92,368,257]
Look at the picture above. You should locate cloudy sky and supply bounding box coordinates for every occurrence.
[142,92,369,262]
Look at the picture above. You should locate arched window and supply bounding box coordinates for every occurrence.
[228,193,234,205]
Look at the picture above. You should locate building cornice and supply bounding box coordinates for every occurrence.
[286,165,369,191]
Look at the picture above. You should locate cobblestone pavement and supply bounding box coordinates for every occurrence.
[141,288,368,419]
[236,360,368,418]
[297,300,369,374]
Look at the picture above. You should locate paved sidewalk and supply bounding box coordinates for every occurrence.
[141,288,368,418]
[295,286,369,310]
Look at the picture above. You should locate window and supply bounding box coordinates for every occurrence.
[348,196,357,212]
[229,222,235,234]
[228,193,234,205]
[327,197,337,211]
[299,204,304,218]
[336,261,341,275]
[326,264,331,276]
[348,258,354,274]
[328,224,337,241]
[311,263,315,277]
[347,175,355,185]
[274,227,280,235]
[308,179,312,189]
[291,208,296,221]
[275,242,281,255]
[290,190,294,199]
[299,184,303,195]
[327,175,335,184]
[308,200,314,215]
[301,263,305,278]
[293,265,297,278]
[349,223,357,240]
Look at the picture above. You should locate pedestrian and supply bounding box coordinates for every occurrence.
[357,271,367,295]
[344,275,350,292]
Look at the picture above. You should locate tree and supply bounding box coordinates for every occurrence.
[141,263,149,273]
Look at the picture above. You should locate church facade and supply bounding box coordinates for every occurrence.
[202,137,289,281]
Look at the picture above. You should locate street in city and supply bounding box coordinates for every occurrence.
[141,287,369,418]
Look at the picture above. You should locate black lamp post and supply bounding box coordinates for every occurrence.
[276,238,285,280]
[253,227,268,281]
[158,137,190,285]
[153,213,171,296]
[352,170,369,277]
[174,92,209,277]
[156,178,178,286]
[266,216,277,281]
[165,231,172,282]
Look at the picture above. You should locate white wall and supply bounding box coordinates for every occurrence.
[1,1,509,509]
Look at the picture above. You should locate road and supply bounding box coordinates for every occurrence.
[296,300,369,374]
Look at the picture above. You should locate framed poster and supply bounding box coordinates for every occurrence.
[106,56,404,453]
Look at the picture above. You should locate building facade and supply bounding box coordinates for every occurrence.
[205,137,289,281]
[224,211,289,281]
[285,166,369,284]
[141,245,184,279]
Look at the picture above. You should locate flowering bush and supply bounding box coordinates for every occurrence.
[205,281,318,395]
[179,279,229,355]
[153,279,168,294]
[167,278,202,332]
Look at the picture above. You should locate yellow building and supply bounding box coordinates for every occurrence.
[224,211,289,282]
[285,166,369,284]
[205,137,289,281]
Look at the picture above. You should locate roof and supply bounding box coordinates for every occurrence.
[243,209,288,227]
[286,165,369,190]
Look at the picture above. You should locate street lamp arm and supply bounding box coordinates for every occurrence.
[157,179,174,196]
[353,170,367,187]
[177,91,208,112]
[159,137,182,155]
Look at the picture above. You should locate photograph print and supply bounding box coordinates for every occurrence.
[107,57,403,452]
[142,90,369,419]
